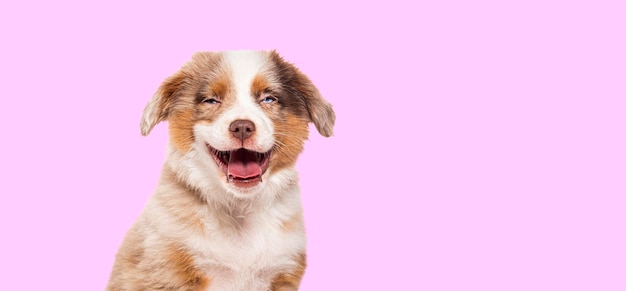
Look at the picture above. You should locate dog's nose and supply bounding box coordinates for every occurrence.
[229,119,256,141]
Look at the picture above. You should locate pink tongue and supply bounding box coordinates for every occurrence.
[227,149,262,179]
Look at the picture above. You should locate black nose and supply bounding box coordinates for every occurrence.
[229,119,255,141]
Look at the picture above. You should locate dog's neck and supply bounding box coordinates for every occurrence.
[160,144,302,222]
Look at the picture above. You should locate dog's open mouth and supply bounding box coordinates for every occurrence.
[208,145,270,188]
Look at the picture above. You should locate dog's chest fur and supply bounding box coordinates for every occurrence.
[138,165,306,291]
[141,168,306,291]
[196,212,304,290]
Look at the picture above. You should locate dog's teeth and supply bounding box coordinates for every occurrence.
[227,175,233,183]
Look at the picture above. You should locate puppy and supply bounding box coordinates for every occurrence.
[107,50,335,291]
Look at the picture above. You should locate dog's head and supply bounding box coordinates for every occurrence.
[140,50,335,197]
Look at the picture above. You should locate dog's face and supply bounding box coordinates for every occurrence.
[139,50,334,197]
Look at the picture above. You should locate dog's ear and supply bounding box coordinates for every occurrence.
[270,51,336,137]
[140,70,188,136]
[298,78,336,137]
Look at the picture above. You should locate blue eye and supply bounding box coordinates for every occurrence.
[261,96,277,104]
[203,98,220,104]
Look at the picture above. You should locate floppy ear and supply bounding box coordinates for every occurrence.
[270,51,336,137]
[296,79,336,137]
[140,71,188,136]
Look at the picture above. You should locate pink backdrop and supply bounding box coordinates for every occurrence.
[1,0,624,290]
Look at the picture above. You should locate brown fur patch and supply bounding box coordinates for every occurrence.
[251,74,270,97]
[163,245,211,290]
[269,112,310,173]
[208,76,231,99]
[168,108,196,152]
[281,212,304,232]
[270,253,307,290]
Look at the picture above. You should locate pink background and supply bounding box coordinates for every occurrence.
[1,0,624,290]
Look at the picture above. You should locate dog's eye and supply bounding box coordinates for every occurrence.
[203,98,220,105]
[261,96,277,104]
